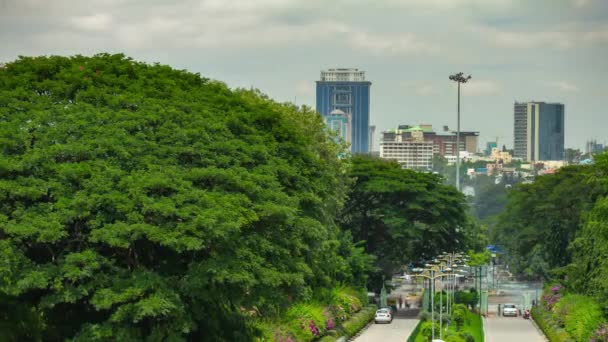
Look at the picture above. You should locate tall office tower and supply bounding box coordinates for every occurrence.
[513,102,565,161]
[316,68,371,153]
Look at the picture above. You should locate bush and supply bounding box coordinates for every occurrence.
[445,334,466,342]
[531,306,573,342]
[329,286,363,317]
[316,336,337,342]
[452,309,466,331]
[342,305,377,337]
[285,303,328,341]
[552,294,603,341]
[458,331,475,342]
[420,321,440,341]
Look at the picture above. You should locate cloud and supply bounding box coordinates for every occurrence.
[69,14,113,32]
[544,81,579,92]
[573,0,592,7]
[382,0,513,10]
[400,82,438,95]
[294,80,313,96]
[461,80,501,96]
[477,25,608,49]
[348,31,440,56]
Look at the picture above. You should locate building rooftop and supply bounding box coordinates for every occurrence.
[514,101,564,105]
[320,68,366,82]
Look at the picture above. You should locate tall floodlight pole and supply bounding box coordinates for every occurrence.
[449,73,471,191]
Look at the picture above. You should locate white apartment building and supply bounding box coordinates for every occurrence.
[380,130,433,170]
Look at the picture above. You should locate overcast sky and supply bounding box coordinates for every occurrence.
[2,0,607,150]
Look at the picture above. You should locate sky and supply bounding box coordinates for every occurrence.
[1,0,607,150]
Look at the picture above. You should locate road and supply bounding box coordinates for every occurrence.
[352,317,419,342]
[485,280,546,341]
[352,279,420,341]
[485,317,546,342]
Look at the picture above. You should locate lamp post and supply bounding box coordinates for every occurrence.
[414,267,457,340]
[449,72,471,191]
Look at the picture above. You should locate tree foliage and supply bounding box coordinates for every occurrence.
[0,54,371,340]
[491,164,604,278]
[339,156,469,290]
[566,153,608,306]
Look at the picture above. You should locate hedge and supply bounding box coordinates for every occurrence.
[342,305,377,337]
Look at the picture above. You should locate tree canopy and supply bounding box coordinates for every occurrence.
[339,156,476,289]
[0,54,371,341]
[565,153,608,305]
[491,164,603,279]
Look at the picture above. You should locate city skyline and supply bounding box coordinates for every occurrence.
[1,0,607,150]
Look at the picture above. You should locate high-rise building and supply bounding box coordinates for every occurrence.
[513,102,565,161]
[380,127,433,170]
[316,68,371,153]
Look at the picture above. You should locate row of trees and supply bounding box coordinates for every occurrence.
[0,54,478,341]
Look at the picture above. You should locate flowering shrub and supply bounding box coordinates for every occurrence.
[285,303,327,341]
[542,284,563,310]
[254,287,369,342]
[326,318,335,330]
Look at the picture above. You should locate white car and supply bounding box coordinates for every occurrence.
[502,304,518,316]
[374,308,393,324]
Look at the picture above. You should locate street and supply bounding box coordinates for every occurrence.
[485,316,546,342]
[485,280,546,341]
[351,317,419,342]
[352,279,420,341]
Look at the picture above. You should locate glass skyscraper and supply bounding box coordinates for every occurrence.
[316,68,371,153]
[513,101,565,161]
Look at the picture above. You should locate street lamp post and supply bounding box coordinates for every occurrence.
[449,72,471,191]
[414,267,457,340]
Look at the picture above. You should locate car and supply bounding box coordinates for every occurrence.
[502,303,518,316]
[374,308,393,324]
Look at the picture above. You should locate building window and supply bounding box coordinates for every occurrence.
[334,86,350,92]
[334,93,351,105]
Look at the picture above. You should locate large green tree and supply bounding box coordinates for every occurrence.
[0,54,370,341]
[339,156,469,290]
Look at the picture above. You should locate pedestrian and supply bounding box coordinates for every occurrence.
[398,295,403,309]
